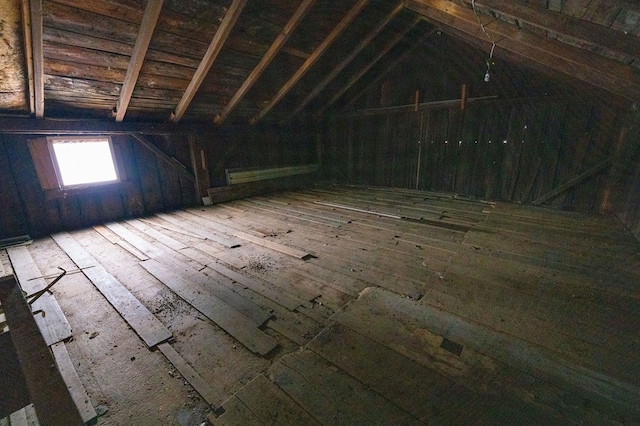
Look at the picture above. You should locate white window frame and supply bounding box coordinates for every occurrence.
[46,136,121,189]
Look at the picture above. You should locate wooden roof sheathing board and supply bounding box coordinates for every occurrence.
[0,0,28,112]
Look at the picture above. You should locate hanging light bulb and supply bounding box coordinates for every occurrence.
[484,70,490,82]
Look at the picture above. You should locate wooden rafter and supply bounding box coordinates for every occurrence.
[340,28,437,113]
[250,0,371,125]
[215,0,316,125]
[457,0,640,61]
[171,0,247,123]
[29,0,44,118]
[405,0,640,102]
[289,2,404,120]
[21,0,35,115]
[115,0,164,122]
[315,18,424,118]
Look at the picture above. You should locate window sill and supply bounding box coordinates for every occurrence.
[45,181,135,201]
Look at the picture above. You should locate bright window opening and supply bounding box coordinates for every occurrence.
[48,137,119,187]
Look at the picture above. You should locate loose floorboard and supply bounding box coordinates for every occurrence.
[6,185,640,425]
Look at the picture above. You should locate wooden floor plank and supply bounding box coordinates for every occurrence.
[156,212,240,248]
[203,256,305,311]
[157,343,226,409]
[234,374,321,425]
[51,233,172,348]
[180,209,310,259]
[308,322,526,424]
[6,246,72,346]
[126,219,187,251]
[208,396,262,426]
[104,222,165,258]
[154,253,272,326]
[271,351,422,425]
[51,342,97,424]
[140,259,277,356]
[354,287,640,419]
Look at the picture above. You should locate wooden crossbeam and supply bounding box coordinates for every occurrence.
[340,28,436,112]
[250,0,371,124]
[405,0,640,102]
[288,2,404,120]
[459,0,640,61]
[532,157,614,206]
[315,19,424,118]
[115,0,164,122]
[29,0,44,118]
[130,134,195,182]
[171,0,247,123]
[214,0,316,125]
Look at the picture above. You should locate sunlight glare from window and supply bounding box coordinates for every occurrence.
[51,139,118,186]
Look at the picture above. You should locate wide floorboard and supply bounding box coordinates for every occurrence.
[2,185,639,425]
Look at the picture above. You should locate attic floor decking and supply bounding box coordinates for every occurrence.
[4,185,640,425]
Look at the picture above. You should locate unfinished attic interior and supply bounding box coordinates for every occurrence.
[1,0,640,423]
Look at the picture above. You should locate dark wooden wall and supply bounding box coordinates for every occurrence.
[325,97,621,213]
[609,109,640,240]
[0,125,316,239]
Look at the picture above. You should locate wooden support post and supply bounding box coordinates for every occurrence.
[115,0,164,122]
[189,135,210,204]
[414,89,420,112]
[0,275,84,425]
[532,156,614,205]
[461,84,467,110]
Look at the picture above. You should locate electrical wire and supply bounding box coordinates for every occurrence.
[471,0,496,81]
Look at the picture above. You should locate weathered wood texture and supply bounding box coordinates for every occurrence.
[609,110,640,241]
[324,39,624,213]
[0,124,315,239]
[0,275,84,425]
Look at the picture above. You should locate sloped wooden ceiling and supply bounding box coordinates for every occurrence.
[0,0,638,125]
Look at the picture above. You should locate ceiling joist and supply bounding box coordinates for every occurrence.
[405,0,640,103]
[250,0,371,125]
[316,18,424,118]
[29,0,44,118]
[289,2,404,120]
[215,0,316,125]
[171,0,248,123]
[115,0,164,122]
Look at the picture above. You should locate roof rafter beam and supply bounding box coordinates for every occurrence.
[405,0,640,102]
[171,0,248,123]
[115,0,164,122]
[250,0,371,125]
[21,0,35,115]
[315,18,424,118]
[215,0,316,125]
[29,0,44,118]
[458,0,640,61]
[340,28,438,112]
[289,1,404,120]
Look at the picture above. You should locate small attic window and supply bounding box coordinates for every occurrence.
[47,136,119,188]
